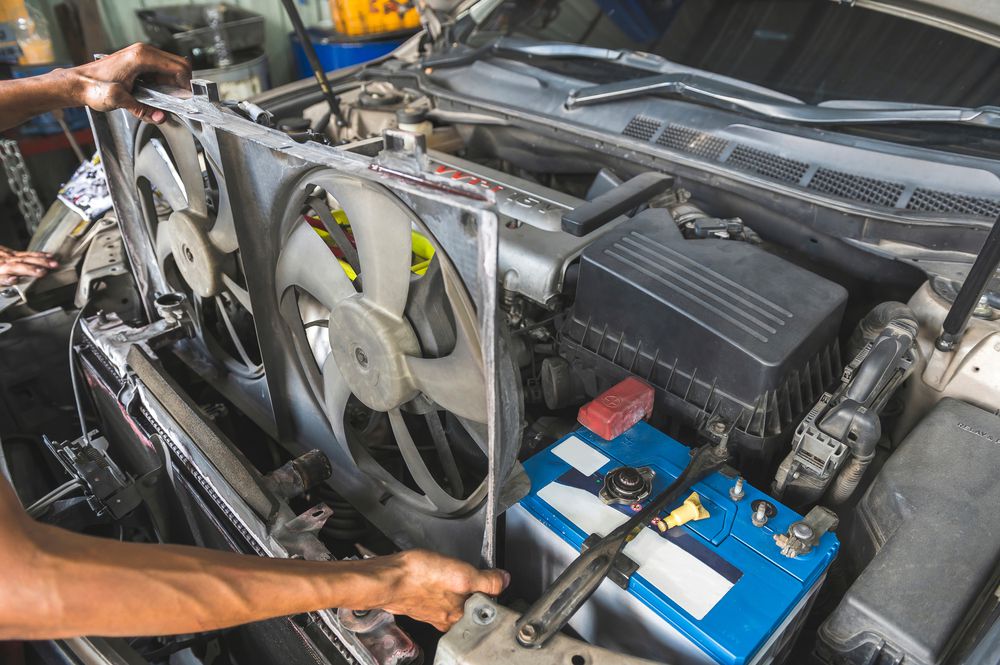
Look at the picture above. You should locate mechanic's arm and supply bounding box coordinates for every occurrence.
[0,42,191,132]
[0,478,507,639]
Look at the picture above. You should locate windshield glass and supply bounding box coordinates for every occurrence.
[469,0,1000,108]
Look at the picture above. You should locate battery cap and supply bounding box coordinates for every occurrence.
[577,377,654,440]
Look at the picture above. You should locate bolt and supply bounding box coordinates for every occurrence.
[183,245,195,263]
[711,421,726,435]
[355,347,369,368]
[352,609,370,618]
[0,287,17,298]
[752,502,769,527]
[518,622,538,644]
[973,294,994,319]
[730,477,745,502]
[790,522,815,541]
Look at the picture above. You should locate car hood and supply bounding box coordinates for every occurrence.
[853,0,1000,46]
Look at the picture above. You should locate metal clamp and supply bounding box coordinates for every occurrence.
[774,506,839,558]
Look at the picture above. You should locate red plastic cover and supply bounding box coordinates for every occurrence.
[577,377,654,440]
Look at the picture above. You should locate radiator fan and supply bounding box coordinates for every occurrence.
[133,119,262,376]
[275,172,492,516]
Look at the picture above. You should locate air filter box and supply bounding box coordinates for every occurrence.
[561,211,847,455]
[506,421,839,665]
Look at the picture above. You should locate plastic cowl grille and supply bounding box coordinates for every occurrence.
[655,124,729,160]
[806,168,905,207]
[724,145,809,184]
[906,188,1000,218]
[621,115,662,141]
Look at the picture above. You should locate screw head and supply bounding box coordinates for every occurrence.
[354,347,369,368]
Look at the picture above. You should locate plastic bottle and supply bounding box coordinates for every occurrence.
[14,1,54,65]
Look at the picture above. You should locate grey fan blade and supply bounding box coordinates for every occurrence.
[154,217,174,269]
[388,408,472,514]
[215,295,257,369]
[275,223,356,310]
[337,180,414,318]
[208,190,238,254]
[322,353,353,456]
[406,260,486,423]
[135,140,187,212]
[158,121,208,217]
[221,273,253,314]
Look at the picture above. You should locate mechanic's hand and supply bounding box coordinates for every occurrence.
[373,549,510,631]
[0,246,58,286]
[67,43,191,124]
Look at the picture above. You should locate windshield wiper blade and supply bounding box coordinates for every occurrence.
[567,73,1000,129]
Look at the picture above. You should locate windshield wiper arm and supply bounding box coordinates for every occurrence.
[567,73,1000,129]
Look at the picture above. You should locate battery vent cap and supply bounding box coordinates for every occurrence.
[578,377,654,440]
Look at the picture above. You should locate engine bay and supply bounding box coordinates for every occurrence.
[4,55,1000,665]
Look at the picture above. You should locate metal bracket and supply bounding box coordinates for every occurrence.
[436,594,661,665]
[271,503,335,561]
[190,78,221,102]
[337,607,421,665]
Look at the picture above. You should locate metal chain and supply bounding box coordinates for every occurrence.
[0,139,45,234]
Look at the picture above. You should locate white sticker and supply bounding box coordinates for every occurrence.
[537,482,734,620]
[551,436,610,477]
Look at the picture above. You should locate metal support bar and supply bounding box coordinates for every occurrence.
[279,0,346,128]
[936,215,1000,351]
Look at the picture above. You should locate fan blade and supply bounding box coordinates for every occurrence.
[214,295,257,369]
[208,193,238,254]
[221,273,253,314]
[275,223,356,310]
[406,259,486,423]
[338,181,413,318]
[135,141,187,212]
[154,217,174,269]
[388,408,467,514]
[159,122,207,216]
[406,347,487,423]
[322,354,353,456]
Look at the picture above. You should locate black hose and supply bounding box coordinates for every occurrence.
[829,455,872,505]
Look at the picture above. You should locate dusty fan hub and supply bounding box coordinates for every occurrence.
[328,294,421,412]
[168,209,224,298]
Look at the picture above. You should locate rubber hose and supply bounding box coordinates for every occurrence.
[846,301,917,360]
[828,455,873,505]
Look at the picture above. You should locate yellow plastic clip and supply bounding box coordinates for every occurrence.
[657,493,710,532]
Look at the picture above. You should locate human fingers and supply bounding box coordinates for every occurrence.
[0,260,49,281]
[470,568,510,597]
[12,250,54,259]
[104,83,167,124]
[125,43,192,89]
[11,254,58,269]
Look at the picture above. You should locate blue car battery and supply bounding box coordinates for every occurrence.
[506,421,839,665]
